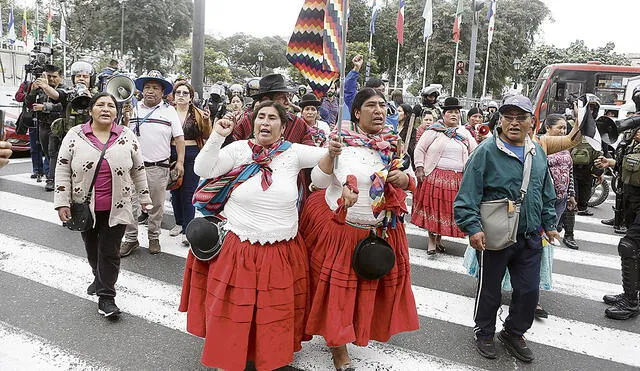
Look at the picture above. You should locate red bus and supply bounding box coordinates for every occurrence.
[529,62,640,125]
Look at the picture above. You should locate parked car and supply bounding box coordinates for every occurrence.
[0,85,29,152]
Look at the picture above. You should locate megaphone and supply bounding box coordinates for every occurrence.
[106,75,135,102]
[596,116,619,146]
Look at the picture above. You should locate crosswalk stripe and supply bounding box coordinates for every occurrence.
[0,232,485,371]
[0,320,113,371]
[0,190,622,302]
[1,158,32,165]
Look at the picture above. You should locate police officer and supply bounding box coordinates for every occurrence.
[51,61,96,140]
[597,88,640,320]
[414,86,442,122]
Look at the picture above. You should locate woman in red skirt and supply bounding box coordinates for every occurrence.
[301,88,419,370]
[179,100,341,371]
[412,97,478,254]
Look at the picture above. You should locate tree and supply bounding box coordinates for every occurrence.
[177,47,232,84]
[521,41,630,83]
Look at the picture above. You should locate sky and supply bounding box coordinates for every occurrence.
[204,0,639,54]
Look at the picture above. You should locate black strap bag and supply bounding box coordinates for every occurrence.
[66,142,109,232]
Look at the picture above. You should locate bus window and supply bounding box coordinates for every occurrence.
[595,74,626,104]
[549,81,583,116]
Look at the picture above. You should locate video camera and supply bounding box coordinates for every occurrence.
[25,42,53,78]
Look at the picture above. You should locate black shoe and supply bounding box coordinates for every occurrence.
[426,249,436,255]
[475,336,497,359]
[562,235,579,250]
[577,209,593,216]
[534,304,548,319]
[30,173,38,179]
[605,295,639,320]
[98,298,121,317]
[614,226,627,234]
[498,330,534,362]
[138,211,149,224]
[603,293,625,306]
[45,180,55,192]
[36,174,43,183]
[87,280,96,296]
[601,218,615,226]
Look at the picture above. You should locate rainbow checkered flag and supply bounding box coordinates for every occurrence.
[286,0,346,98]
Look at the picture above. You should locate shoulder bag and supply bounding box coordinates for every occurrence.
[66,141,109,232]
[479,151,532,250]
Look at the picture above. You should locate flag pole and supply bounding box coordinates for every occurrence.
[334,0,350,169]
[451,41,460,95]
[481,41,491,100]
[422,38,429,89]
[366,30,372,81]
[394,41,400,90]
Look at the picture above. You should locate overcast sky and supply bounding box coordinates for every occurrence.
[205,0,639,54]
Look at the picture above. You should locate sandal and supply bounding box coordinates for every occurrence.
[435,243,446,253]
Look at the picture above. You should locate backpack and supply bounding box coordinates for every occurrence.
[571,141,595,166]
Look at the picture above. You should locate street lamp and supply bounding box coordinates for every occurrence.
[119,0,125,59]
[257,51,264,77]
[465,0,486,107]
[512,58,521,89]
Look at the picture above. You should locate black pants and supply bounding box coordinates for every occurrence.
[573,166,593,211]
[473,234,542,339]
[81,210,126,298]
[39,124,61,181]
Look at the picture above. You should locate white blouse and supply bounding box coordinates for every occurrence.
[194,132,327,244]
[311,146,415,227]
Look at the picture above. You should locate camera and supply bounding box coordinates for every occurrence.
[25,42,53,78]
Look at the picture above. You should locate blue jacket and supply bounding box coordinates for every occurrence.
[454,134,557,237]
[342,70,398,131]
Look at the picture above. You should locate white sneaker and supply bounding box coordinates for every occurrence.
[181,234,190,247]
[169,225,182,237]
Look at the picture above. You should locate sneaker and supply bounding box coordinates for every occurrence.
[601,218,615,226]
[577,209,593,216]
[148,239,161,254]
[614,226,627,234]
[30,173,38,179]
[498,329,534,362]
[475,336,497,359]
[534,304,548,319]
[605,295,640,320]
[120,241,139,257]
[138,211,149,224]
[36,174,43,183]
[603,293,625,306]
[98,297,121,317]
[87,280,96,296]
[45,179,55,192]
[181,234,190,247]
[562,235,579,250]
[169,225,182,237]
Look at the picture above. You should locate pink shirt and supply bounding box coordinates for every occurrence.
[82,122,124,211]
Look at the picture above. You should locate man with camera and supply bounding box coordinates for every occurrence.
[25,65,68,192]
[596,88,640,320]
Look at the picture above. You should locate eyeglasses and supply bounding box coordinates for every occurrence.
[174,91,190,97]
[501,114,531,123]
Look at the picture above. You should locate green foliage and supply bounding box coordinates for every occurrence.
[177,46,232,84]
[521,41,631,82]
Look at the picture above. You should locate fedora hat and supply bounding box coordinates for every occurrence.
[251,74,295,99]
[352,232,396,280]
[135,70,173,96]
[185,216,227,261]
[441,97,463,113]
[299,93,321,108]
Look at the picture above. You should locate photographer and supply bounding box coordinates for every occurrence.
[597,92,640,320]
[25,64,68,192]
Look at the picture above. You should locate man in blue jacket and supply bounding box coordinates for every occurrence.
[454,95,560,363]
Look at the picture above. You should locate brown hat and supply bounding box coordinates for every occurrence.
[299,93,321,108]
[251,74,295,100]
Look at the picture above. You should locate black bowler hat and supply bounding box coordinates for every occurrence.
[299,93,322,108]
[185,216,227,261]
[352,232,396,280]
[251,74,295,100]
[441,97,463,113]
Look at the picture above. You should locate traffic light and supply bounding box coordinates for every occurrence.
[456,61,465,75]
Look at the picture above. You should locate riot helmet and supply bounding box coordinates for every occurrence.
[70,61,95,87]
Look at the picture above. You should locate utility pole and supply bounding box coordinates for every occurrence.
[191,0,205,99]
[465,0,485,107]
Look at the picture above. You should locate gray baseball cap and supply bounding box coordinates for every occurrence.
[499,95,533,114]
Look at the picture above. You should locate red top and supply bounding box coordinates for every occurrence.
[82,122,124,211]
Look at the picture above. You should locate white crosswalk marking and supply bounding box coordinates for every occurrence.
[0,170,636,370]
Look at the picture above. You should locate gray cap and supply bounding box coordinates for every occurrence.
[499,94,533,114]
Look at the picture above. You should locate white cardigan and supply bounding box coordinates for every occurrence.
[194,132,327,244]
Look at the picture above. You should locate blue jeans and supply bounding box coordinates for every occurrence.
[29,127,48,175]
[170,145,200,233]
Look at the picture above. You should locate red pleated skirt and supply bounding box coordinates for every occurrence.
[411,167,465,238]
[179,231,310,371]
[300,190,419,347]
